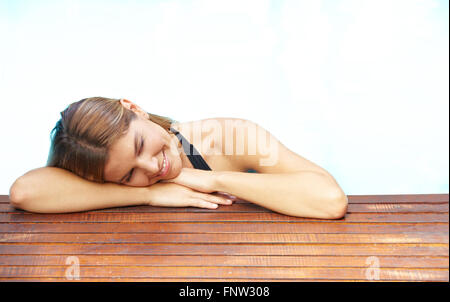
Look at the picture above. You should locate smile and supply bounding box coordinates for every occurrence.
[157,150,170,177]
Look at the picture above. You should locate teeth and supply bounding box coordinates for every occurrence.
[161,153,167,173]
[158,154,167,176]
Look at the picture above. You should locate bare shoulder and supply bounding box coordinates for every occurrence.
[171,117,264,172]
[171,117,336,181]
[170,118,251,172]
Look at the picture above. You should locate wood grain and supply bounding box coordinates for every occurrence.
[1,222,448,234]
[0,243,447,256]
[0,266,448,281]
[0,194,448,281]
[1,203,448,213]
[0,255,447,268]
[0,232,447,244]
[1,212,448,223]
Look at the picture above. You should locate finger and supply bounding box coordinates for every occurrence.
[201,193,233,205]
[190,199,219,209]
[216,191,237,200]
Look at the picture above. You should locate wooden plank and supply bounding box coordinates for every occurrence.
[0,232,447,244]
[347,194,449,203]
[0,255,447,268]
[0,193,447,282]
[0,196,11,203]
[347,203,448,213]
[0,266,447,281]
[0,194,448,204]
[1,222,448,234]
[1,203,448,213]
[1,212,448,223]
[101,202,450,213]
[0,243,447,256]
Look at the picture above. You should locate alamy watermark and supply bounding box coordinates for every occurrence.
[65,256,80,280]
[365,256,380,281]
[169,119,279,167]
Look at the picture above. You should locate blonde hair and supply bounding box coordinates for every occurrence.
[46,97,176,182]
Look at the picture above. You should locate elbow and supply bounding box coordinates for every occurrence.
[325,190,348,219]
[317,188,348,219]
[289,190,348,220]
[9,178,30,210]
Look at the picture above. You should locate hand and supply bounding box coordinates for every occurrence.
[160,167,219,193]
[160,167,238,201]
[146,182,233,209]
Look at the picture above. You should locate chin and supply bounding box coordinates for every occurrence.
[170,162,183,178]
[161,160,179,180]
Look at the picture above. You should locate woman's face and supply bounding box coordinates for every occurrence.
[103,114,183,187]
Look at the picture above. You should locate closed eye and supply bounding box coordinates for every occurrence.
[124,136,144,183]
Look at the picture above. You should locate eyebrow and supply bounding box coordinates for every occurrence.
[118,132,140,184]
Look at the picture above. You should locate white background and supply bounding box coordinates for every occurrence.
[0,0,448,195]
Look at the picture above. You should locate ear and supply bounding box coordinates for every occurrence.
[119,98,148,119]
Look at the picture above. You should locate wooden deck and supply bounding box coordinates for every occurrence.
[0,194,448,282]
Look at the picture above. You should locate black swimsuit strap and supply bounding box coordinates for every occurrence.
[169,127,212,171]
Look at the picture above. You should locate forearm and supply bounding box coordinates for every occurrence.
[214,171,348,219]
[9,167,149,213]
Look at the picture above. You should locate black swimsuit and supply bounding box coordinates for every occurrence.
[169,127,212,171]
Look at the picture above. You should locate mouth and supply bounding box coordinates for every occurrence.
[157,150,170,178]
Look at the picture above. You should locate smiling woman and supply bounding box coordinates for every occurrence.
[9,96,348,218]
[46,97,176,184]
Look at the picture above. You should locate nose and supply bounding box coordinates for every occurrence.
[137,156,160,177]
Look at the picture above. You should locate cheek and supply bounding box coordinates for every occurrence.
[171,148,184,170]
[128,171,152,187]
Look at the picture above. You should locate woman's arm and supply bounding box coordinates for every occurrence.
[214,170,347,219]
[164,118,348,219]
[9,167,232,213]
[9,167,150,213]
[163,168,347,219]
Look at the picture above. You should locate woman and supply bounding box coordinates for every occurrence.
[9,97,348,219]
